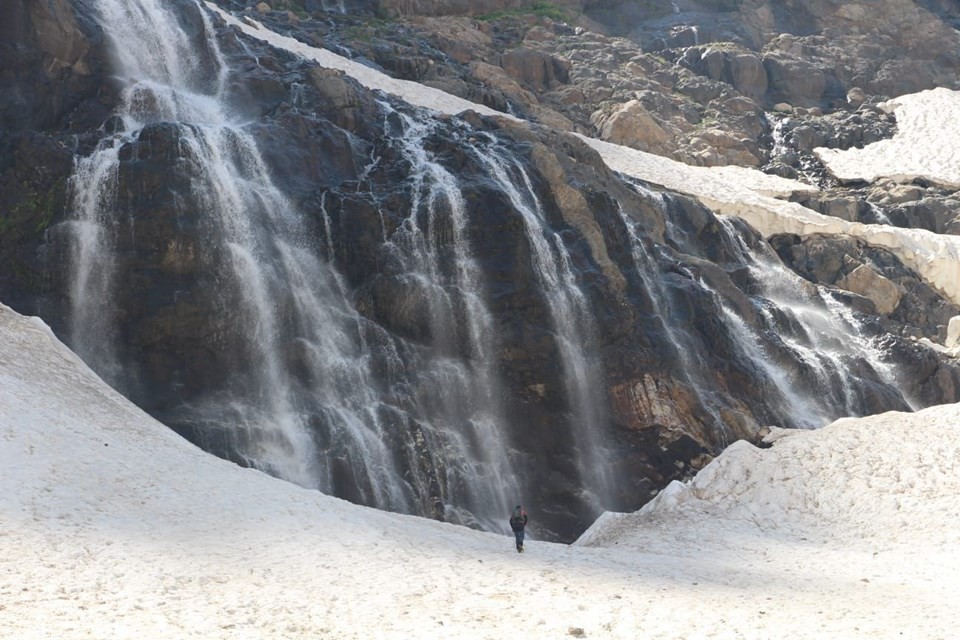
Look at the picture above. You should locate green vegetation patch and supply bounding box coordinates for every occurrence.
[477,2,571,23]
[9,177,66,235]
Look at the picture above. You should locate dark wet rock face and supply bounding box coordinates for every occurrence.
[0,0,115,312]
[3,0,960,543]
[0,0,112,133]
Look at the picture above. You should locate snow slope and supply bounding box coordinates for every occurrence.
[3,303,960,639]
[816,88,960,188]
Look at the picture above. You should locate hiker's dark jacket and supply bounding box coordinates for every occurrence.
[509,513,527,532]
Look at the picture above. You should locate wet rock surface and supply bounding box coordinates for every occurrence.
[0,0,115,312]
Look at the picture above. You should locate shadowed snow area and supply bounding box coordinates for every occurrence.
[816,88,960,188]
[3,302,960,638]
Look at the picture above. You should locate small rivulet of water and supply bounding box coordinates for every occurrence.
[321,0,347,13]
[867,202,894,225]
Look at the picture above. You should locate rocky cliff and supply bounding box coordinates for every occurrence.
[2,0,959,541]
[266,0,960,171]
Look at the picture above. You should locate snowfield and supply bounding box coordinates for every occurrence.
[816,88,960,188]
[3,302,960,639]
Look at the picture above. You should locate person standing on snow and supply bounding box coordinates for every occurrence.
[509,505,528,553]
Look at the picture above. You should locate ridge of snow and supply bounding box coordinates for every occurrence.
[208,4,960,310]
[577,415,960,550]
[4,301,960,638]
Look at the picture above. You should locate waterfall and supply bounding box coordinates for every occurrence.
[372,103,521,528]
[821,291,918,411]
[710,215,911,423]
[616,203,735,445]
[61,0,532,532]
[65,0,420,496]
[66,0,228,386]
[67,142,123,384]
[470,134,614,514]
[618,188,911,433]
[58,0,920,540]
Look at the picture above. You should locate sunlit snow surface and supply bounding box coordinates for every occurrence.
[208,5,960,310]
[816,88,960,188]
[3,303,960,638]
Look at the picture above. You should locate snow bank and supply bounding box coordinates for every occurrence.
[816,88,960,187]
[578,414,960,549]
[4,301,960,639]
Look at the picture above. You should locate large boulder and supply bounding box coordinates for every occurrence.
[836,264,902,316]
[680,44,767,102]
[762,50,827,108]
[500,47,571,92]
[590,99,673,154]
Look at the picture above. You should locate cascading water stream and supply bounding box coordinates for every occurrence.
[470,134,614,513]
[620,184,910,431]
[64,0,415,510]
[615,203,736,445]
[821,291,918,411]
[67,0,229,385]
[710,215,911,423]
[62,0,535,533]
[372,103,521,528]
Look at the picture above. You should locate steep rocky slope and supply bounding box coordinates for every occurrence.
[240,0,960,167]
